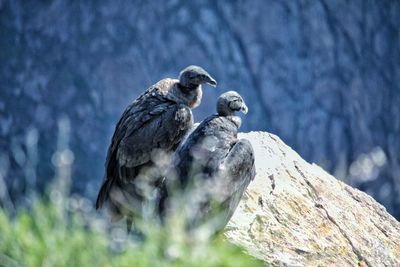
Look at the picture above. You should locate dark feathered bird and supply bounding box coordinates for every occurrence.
[96,65,217,232]
[162,91,255,233]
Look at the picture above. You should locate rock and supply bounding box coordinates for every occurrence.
[225,132,400,267]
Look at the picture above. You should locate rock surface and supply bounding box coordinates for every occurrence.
[225,132,400,267]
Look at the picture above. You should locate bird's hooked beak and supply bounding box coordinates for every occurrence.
[241,102,248,114]
[204,74,217,87]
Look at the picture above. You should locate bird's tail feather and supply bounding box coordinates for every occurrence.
[96,178,115,210]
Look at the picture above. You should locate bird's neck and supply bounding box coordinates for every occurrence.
[225,115,242,129]
[167,83,202,108]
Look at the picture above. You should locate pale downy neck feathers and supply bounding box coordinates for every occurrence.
[166,83,203,108]
[225,116,242,129]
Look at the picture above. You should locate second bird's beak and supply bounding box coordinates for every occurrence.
[241,103,248,114]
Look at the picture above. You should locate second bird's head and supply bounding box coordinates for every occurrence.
[179,65,217,89]
[217,91,248,116]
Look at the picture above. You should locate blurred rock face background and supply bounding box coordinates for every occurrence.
[0,1,399,218]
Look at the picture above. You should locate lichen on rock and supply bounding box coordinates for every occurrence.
[225,132,400,267]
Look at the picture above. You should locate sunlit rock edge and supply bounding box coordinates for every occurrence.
[225,131,400,267]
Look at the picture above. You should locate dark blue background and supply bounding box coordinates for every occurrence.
[1,0,399,219]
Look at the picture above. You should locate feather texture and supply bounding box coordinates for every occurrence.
[96,79,193,225]
[164,112,255,232]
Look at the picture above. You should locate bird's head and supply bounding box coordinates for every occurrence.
[217,91,248,116]
[179,65,217,89]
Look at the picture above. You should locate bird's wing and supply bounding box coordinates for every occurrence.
[216,138,256,227]
[96,79,191,209]
[177,138,254,233]
[117,103,192,175]
[105,79,176,162]
[172,115,225,186]
[103,82,172,178]
[171,117,251,231]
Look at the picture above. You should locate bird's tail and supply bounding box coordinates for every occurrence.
[96,178,115,210]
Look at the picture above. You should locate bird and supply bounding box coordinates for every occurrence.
[161,91,256,234]
[96,65,217,232]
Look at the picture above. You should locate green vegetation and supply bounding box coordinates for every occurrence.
[0,125,264,267]
[0,197,263,267]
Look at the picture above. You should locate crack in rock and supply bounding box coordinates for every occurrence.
[227,132,400,266]
[293,161,371,266]
[317,204,372,267]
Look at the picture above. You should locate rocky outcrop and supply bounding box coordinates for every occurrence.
[225,132,400,267]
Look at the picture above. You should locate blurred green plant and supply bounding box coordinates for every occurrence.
[0,196,263,267]
[0,118,264,267]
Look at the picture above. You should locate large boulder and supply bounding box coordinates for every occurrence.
[226,132,400,267]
